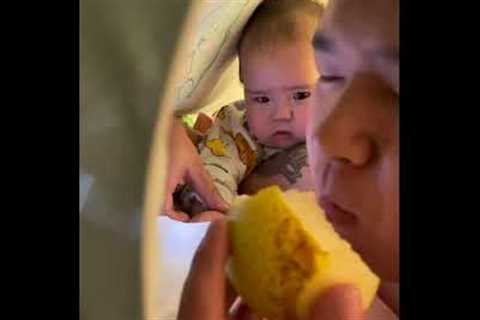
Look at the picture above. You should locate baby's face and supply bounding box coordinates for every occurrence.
[241,41,319,148]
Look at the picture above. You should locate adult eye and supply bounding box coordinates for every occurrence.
[319,75,345,83]
[293,91,311,100]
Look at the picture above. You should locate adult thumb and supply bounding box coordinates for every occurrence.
[311,285,364,320]
[188,163,230,212]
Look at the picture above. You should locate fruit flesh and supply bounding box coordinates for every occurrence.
[227,186,379,320]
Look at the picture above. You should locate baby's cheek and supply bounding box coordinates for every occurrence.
[246,113,258,137]
[294,107,310,137]
[250,122,265,141]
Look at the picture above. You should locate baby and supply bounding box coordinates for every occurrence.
[174,0,323,215]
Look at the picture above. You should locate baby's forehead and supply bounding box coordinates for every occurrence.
[240,37,312,57]
[239,40,318,88]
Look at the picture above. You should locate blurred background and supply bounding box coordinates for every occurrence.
[80,0,258,318]
[80,0,189,318]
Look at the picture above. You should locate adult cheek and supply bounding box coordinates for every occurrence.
[306,133,323,195]
[367,156,398,281]
[383,155,399,281]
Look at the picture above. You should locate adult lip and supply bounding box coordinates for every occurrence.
[319,195,358,226]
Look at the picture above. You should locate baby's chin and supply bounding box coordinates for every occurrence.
[262,133,304,149]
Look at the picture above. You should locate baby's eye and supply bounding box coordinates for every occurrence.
[319,75,345,83]
[253,96,270,104]
[293,91,311,100]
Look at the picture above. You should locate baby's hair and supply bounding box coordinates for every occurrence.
[238,0,324,81]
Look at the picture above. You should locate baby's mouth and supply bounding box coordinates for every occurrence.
[269,130,296,147]
[273,130,292,137]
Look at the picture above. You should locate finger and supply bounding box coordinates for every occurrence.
[178,218,229,320]
[225,280,238,311]
[187,164,230,213]
[163,209,190,222]
[190,211,225,223]
[310,285,364,320]
[162,167,186,214]
[229,301,261,320]
[161,193,173,215]
[190,218,229,280]
[164,169,185,200]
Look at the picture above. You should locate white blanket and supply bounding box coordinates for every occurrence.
[156,217,210,320]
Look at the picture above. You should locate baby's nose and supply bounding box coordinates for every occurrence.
[273,102,293,120]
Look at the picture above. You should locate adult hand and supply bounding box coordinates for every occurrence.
[310,285,364,320]
[189,210,226,223]
[162,118,229,221]
[177,218,240,319]
[177,218,365,320]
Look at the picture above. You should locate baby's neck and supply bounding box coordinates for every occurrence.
[378,282,399,315]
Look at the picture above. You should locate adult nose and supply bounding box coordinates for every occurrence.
[313,73,389,168]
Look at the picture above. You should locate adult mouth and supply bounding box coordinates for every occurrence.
[318,195,358,226]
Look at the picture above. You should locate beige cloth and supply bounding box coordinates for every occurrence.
[198,101,281,205]
[80,0,191,319]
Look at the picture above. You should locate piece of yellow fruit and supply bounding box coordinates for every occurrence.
[227,186,380,320]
